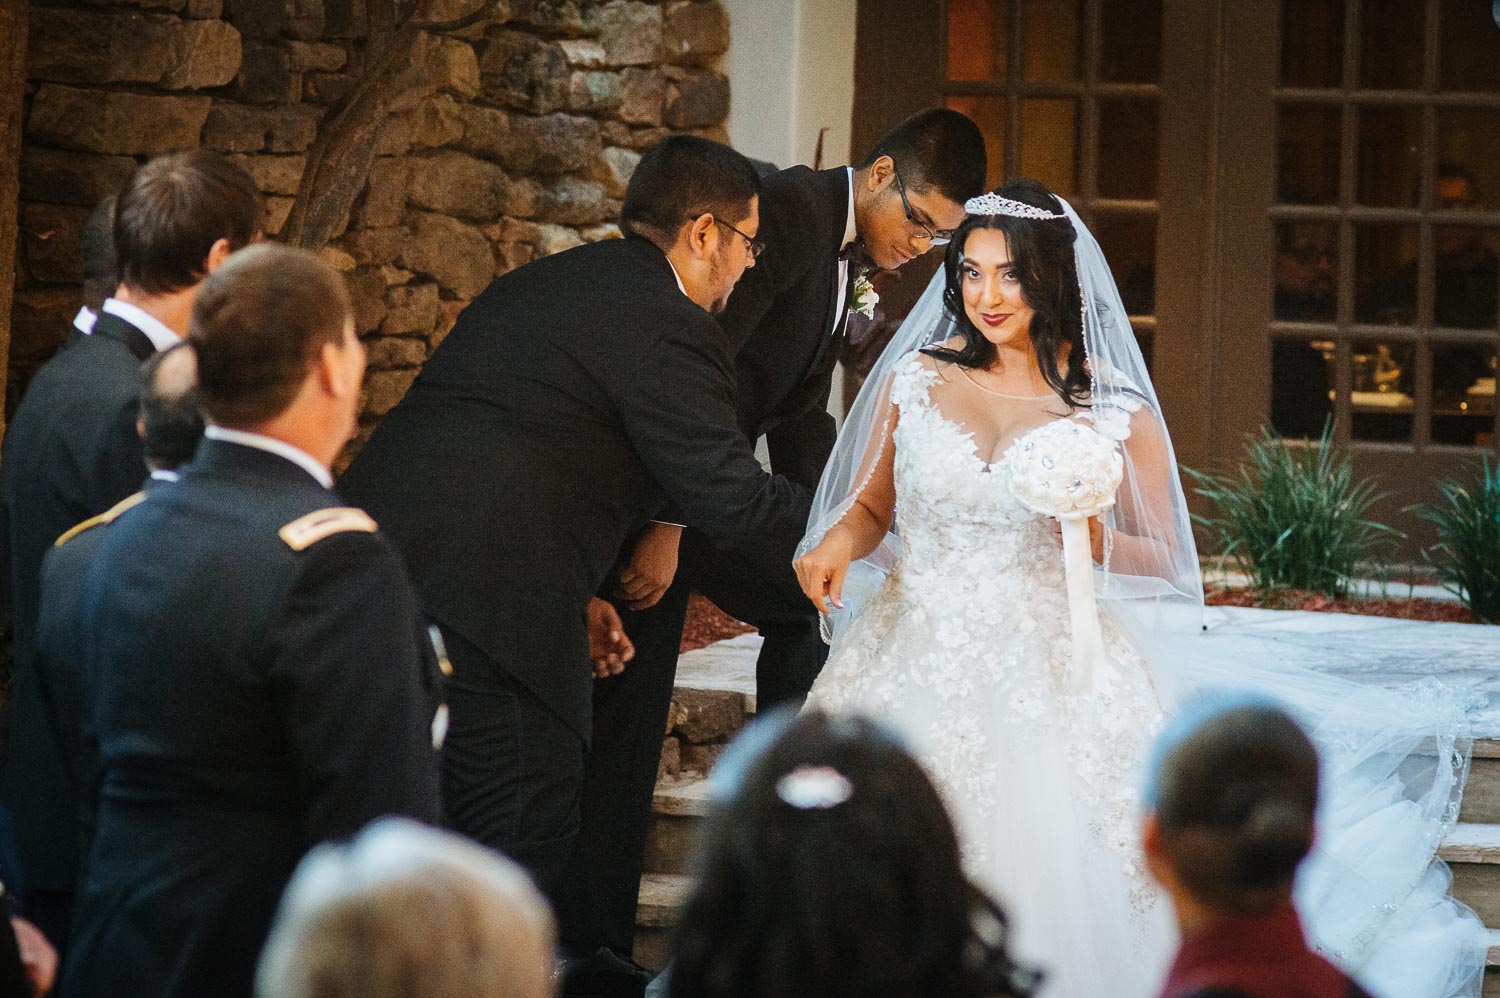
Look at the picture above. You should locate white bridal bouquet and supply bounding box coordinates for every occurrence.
[1004,419,1124,693]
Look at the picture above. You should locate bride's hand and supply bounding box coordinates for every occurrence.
[794,526,855,614]
[1049,516,1107,562]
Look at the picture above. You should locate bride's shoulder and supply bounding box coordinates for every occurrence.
[886,349,947,408]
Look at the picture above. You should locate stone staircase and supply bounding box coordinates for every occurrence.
[633,639,1500,994]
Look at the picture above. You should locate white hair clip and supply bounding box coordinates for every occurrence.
[964,193,1066,220]
[775,766,854,810]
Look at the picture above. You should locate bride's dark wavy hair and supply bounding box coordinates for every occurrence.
[667,709,1042,998]
[924,177,1090,408]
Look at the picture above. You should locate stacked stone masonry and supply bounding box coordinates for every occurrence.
[12,0,731,438]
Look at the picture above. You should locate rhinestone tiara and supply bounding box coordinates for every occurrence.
[964,192,1066,220]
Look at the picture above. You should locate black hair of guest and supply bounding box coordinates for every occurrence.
[1148,698,1320,914]
[924,177,1090,409]
[859,108,988,205]
[667,709,1042,998]
[138,342,203,472]
[619,135,762,251]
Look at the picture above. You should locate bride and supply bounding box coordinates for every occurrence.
[793,178,1486,997]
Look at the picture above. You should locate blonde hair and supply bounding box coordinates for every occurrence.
[256,819,557,998]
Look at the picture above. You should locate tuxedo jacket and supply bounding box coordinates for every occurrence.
[339,235,811,737]
[64,440,443,998]
[0,310,152,892]
[719,165,856,488]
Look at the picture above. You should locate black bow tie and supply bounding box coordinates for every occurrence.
[838,242,875,270]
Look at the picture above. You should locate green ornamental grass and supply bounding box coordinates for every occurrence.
[1409,458,1500,624]
[1186,425,1400,600]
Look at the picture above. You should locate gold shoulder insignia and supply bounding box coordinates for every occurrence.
[279,507,378,551]
[54,491,148,547]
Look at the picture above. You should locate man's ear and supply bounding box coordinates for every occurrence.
[318,340,354,399]
[684,212,717,261]
[204,237,234,274]
[1141,812,1173,887]
[866,154,895,192]
[136,416,146,441]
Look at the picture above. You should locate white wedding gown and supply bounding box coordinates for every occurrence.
[805,356,1487,998]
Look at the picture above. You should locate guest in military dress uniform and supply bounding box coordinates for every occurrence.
[0,150,263,952]
[63,245,444,998]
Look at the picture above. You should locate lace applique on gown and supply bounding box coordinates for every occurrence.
[806,356,1175,994]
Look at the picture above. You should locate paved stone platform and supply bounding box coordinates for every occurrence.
[675,607,1500,733]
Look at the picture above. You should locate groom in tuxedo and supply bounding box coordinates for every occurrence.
[551,110,988,981]
[338,136,810,992]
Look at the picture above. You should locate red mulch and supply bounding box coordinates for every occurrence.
[680,594,756,652]
[1204,586,1480,624]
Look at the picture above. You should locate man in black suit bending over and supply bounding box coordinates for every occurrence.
[0,150,262,952]
[552,110,988,982]
[338,137,811,988]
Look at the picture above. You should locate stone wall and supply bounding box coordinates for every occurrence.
[10,0,731,439]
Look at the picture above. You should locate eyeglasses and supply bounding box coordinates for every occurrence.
[893,167,956,245]
[714,218,766,259]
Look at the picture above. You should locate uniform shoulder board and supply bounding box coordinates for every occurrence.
[54,491,148,547]
[279,507,378,551]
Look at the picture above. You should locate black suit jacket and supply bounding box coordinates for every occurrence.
[0,309,152,893]
[64,440,443,998]
[719,166,855,488]
[339,236,811,737]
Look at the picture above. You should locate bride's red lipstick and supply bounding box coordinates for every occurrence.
[980,312,1009,327]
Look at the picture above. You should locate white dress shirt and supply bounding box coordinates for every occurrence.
[100,298,182,352]
[73,306,97,335]
[202,425,334,489]
[834,167,858,330]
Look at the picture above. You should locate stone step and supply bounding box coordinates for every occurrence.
[643,775,713,876]
[1441,824,1500,927]
[634,872,692,972]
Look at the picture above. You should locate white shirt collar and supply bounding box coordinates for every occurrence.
[841,167,857,252]
[149,469,180,483]
[202,425,334,489]
[663,257,689,298]
[101,298,181,352]
[73,306,97,335]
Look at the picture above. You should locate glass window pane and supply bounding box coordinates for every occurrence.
[1431,342,1497,445]
[1433,226,1499,330]
[1357,106,1422,207]
[1101,0,1161,83]
[1355,223,1419,325]
[1349,337,1415,442]
[1021,0,1080,83]
[1270,336,1334,440]
[1360,0,1424,89]
[1437,109,1500,214]
[1092,212,1156,316]
[947,0,1007,81]
[1441,0,1500,93]
[1281,0,1343,88]
[1278,104,1341,204]
[1020,98,1079,196]
[944,96,1006,191]
[1274,220,1338,321]
[1097,100,1159,199]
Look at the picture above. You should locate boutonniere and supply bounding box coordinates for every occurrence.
[850,272,879,319]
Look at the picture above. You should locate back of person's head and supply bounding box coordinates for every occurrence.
[668,709,1039,998]
[256,818,557,998]
[138,343,203,471]
[1144,695,1320,915]
[114,150,263,296]
[859,108,987,205]
[81,194,118,310]
[620,135,760,250]
[190,243,351,429]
